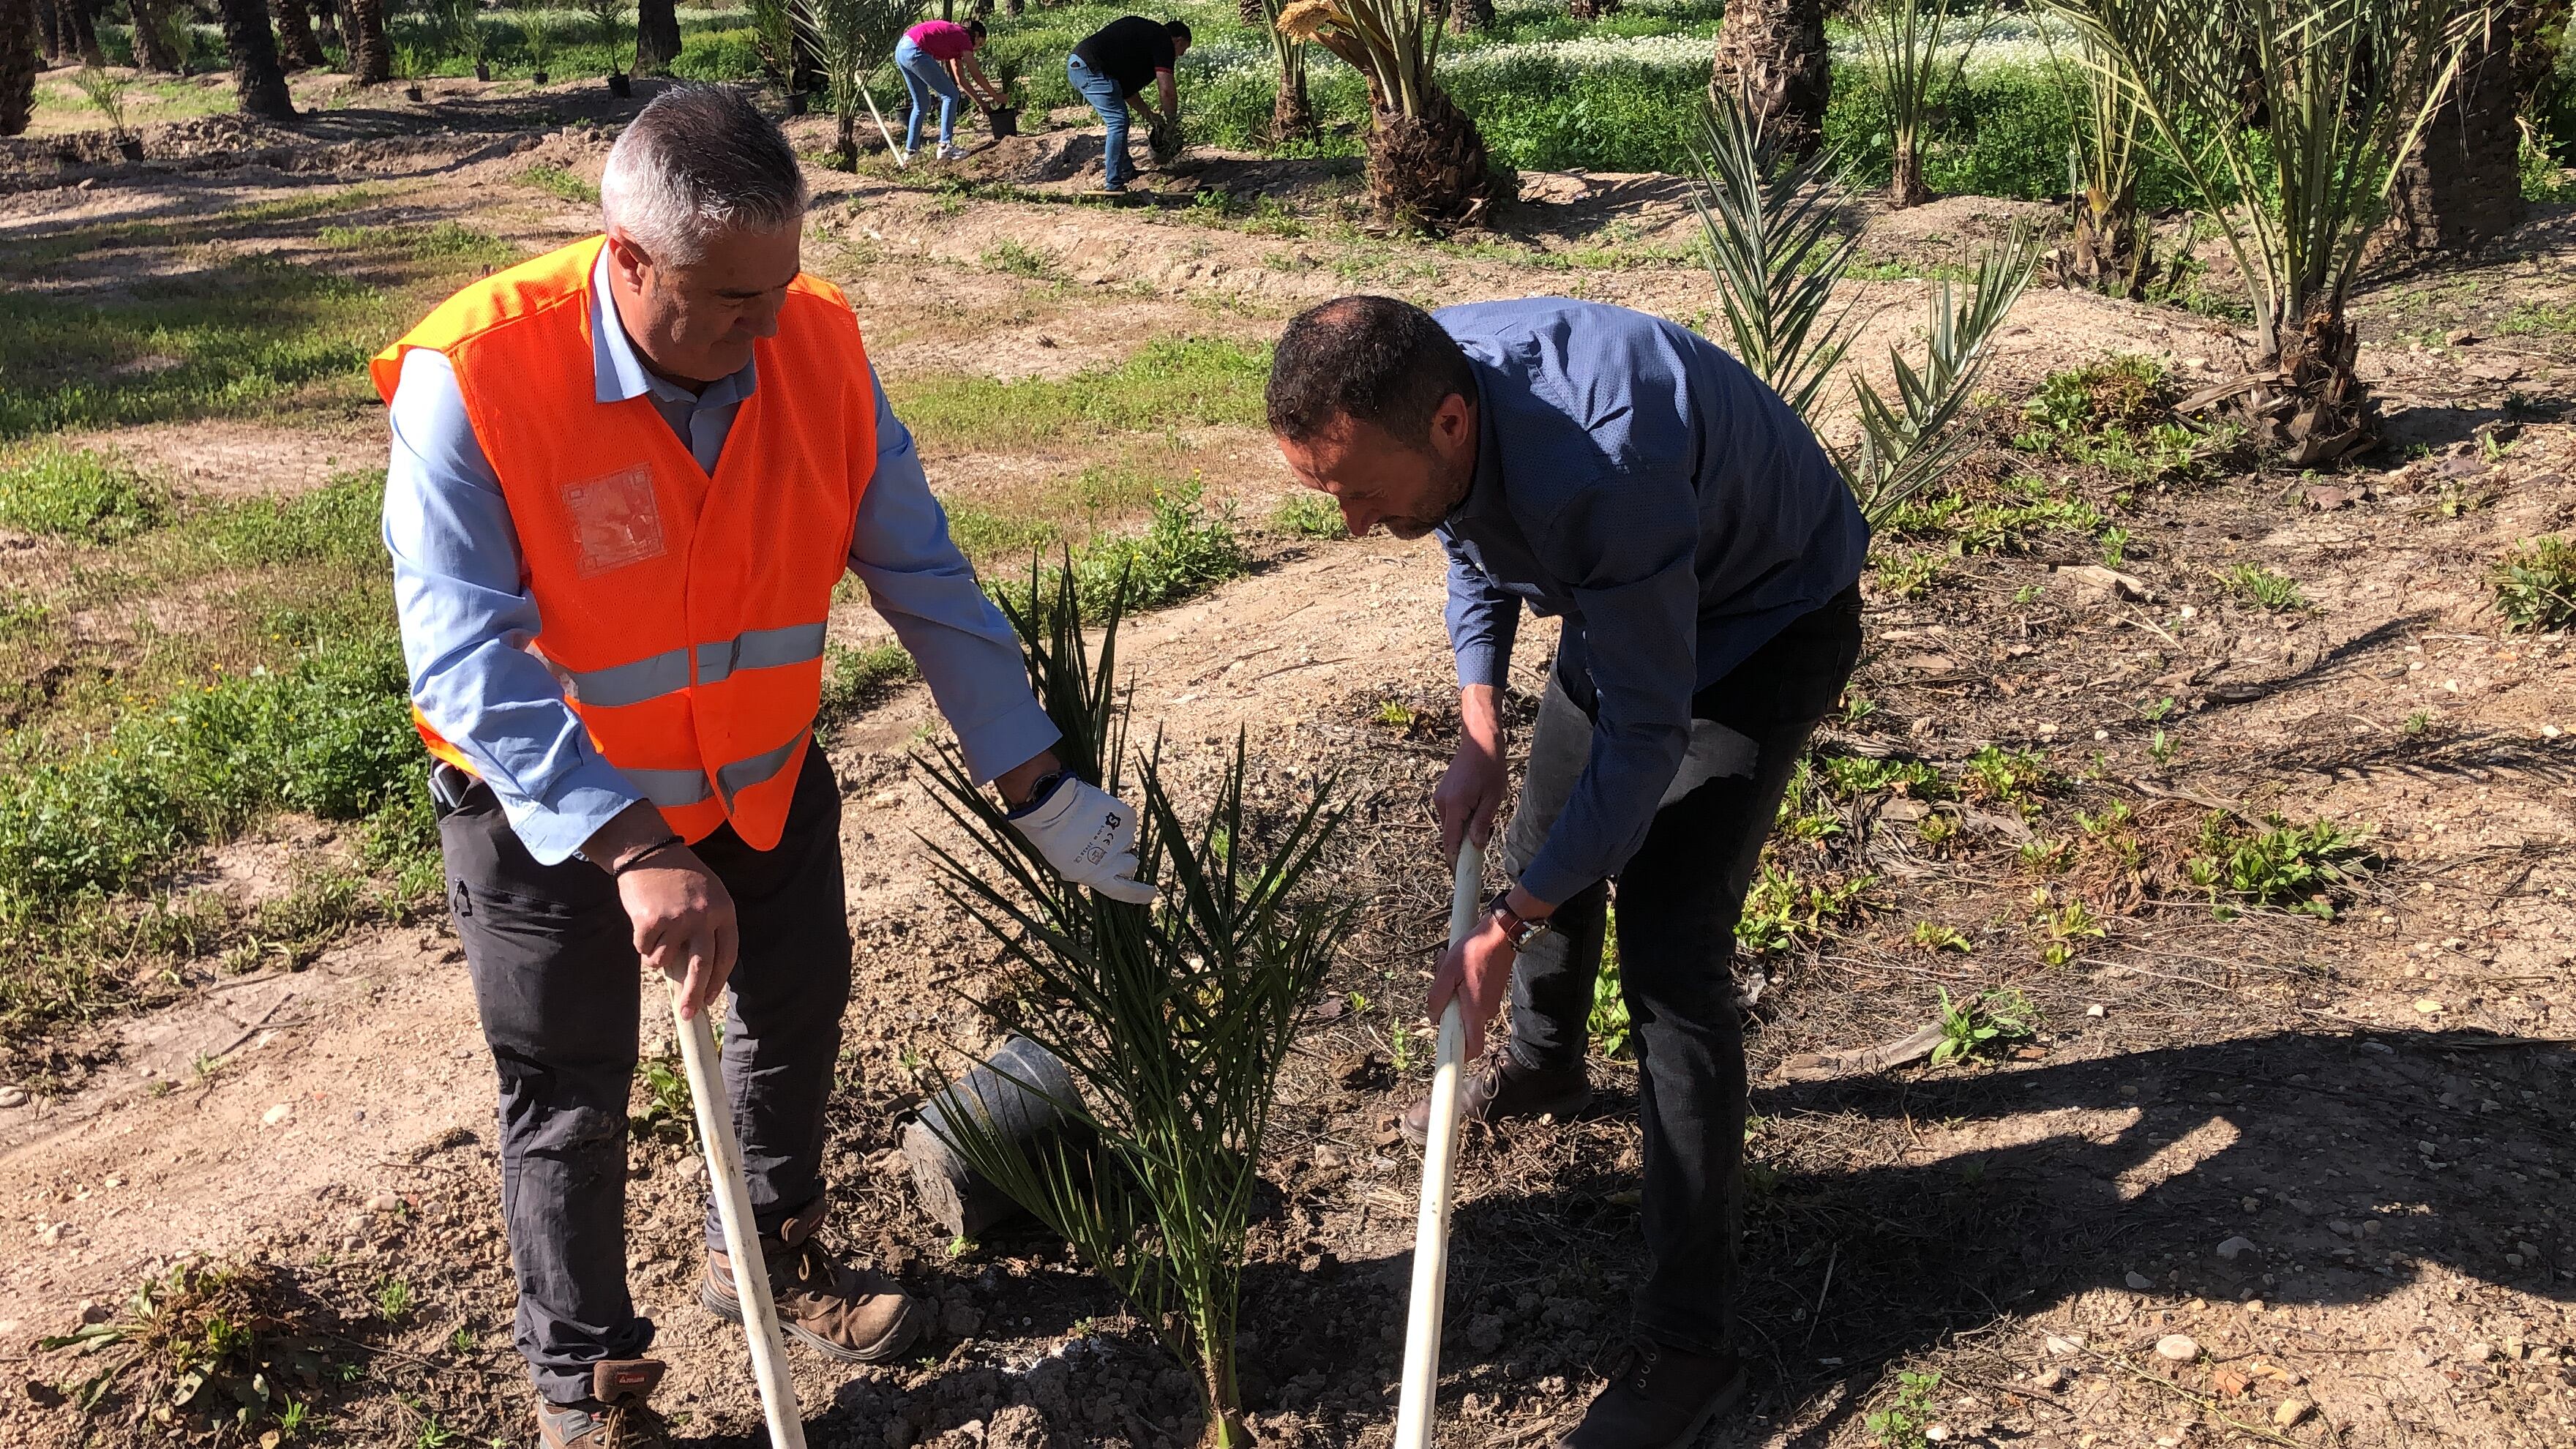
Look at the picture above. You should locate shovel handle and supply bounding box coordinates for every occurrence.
[1396,837,1483,1449]
[670,980,809,1449]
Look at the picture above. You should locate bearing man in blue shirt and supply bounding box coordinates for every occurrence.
[1268,294,1867,1449]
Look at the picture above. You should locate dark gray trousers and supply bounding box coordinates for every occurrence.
[1499,586,1862,1355]
[437,747,853,1406]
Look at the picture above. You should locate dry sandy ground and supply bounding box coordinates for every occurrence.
[2,93,2574,1449]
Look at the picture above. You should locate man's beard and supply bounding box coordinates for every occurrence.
[1382,514,1441,541]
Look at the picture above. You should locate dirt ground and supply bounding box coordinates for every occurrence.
[3,78,2574,1449]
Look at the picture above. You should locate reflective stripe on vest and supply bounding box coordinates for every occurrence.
[562,622,829,708]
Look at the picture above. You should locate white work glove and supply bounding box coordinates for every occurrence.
[1009,776,1156,905]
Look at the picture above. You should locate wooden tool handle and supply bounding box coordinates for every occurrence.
[671,982,809,1449]
[1396,839,1483,1449]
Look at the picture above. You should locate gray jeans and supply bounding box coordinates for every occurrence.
[437,747,853,1405]
[1499,586,1862,1353]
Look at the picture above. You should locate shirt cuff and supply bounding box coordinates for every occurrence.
[1514,844,1596,913]
[1454,640,1510,692]
[951,698,1063,787]
[495,758,646,866]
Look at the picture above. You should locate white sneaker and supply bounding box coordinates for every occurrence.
[936,142,965,160]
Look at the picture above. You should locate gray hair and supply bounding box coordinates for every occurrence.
[600,85,809,265]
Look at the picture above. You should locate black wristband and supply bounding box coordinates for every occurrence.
[608,836,686,876]
[1005,769,1072,820]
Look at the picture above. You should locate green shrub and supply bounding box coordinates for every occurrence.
[0,445,165,542]
[989,481,1246,621]
[2012,356,2200,485]
[2491,535,2576,633]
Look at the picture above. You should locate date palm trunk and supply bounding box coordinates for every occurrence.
[59,0,105,67]
[1270,48,1310,139]
[269,0,323,68]
[1889,135,1927,207]
[2068,174,2149,299]
[1,0,37,135]
[1708,0,1827,160]
[2385,4,2522,254]
[220,0,296,116]
[636,0,680,73]
[34,0,61,64]
[1365,83,1497,226]
[343,0,384,81]
[127,0,183,70]
[312,0,338,52]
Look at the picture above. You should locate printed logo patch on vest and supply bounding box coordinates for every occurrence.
[561,465,667,577]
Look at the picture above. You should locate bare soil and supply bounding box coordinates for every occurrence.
[2,89,2573,1449]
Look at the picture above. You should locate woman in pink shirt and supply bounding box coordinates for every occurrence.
[895,18,1006,161]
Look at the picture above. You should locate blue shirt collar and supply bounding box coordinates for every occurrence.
[588,242,757,411]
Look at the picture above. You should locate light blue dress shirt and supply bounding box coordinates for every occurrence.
[382,247,1058,864]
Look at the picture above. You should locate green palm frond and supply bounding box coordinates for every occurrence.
[913,561,1349,1449]
[1690,89,1865,420]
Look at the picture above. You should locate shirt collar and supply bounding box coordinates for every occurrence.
[588,242,757,410]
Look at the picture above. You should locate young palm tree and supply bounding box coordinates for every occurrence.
[1860,0,1985,208]
[794,0,913,168]
[1253,0,1310,139]
[2044,26,2150,296]
[2043,0,2492,465]
[1278,0,1499,225]
[1707,0,1828,160]
[344,0,388,80]
[219,0,297,118]
[918,568,1349,1449]
[1694,87,2038,523]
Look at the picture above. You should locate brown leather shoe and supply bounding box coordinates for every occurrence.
[701,1200,926,1363]
[1554,1341,1747,1448]
[536,1359,671,1449]
[1399,1045,1592,1149]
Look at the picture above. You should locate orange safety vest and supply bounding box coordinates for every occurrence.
[371,235,876,852]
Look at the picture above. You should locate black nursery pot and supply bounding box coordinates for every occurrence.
[607,72,632,98]
[404,83,424,101]
[782,90,808,116]
[116,137,144,162]
[531,69,549,84]
[984,105,1019,138]
[473,60,490,81]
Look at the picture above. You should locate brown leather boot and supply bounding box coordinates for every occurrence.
[536,1359,671,1449]
[1399,1044,1592,1149]
[701,1200,926,1363]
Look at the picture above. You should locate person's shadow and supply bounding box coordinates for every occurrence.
[1379,1026,2576,1444]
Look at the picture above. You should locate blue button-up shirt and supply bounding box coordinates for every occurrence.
[382,247,1057,864]
[1434,298,1868,905]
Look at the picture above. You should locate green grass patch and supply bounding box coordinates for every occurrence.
[0,257,400,442]
[312,222,515,267]
[2222,563,2305,613]
[986,480,1246,621]
[887,337,1273,450]
[2012,356,2200,487]
[0,444,166,542]
[2490,535,2576,632]
[2,184,392,269]
[519,164,602,205]
[1883,473,2113,555]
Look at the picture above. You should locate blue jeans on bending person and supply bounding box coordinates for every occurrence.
[1065,53,1132,190]
[896,38,962,151]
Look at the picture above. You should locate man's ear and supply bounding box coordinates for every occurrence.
[604,228,653,288]
[1431,392,1474,455]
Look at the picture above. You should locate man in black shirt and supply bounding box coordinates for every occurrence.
[1066,16,1190,193]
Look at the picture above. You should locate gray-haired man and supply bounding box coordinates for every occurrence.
[377,86,1151,1446]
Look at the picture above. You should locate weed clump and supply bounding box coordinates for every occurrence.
[2184,813,2379,919]
[2222,563,2306,613]
[990,482,1246,622]
[39,1261,330,1435]
[2012,356,2201,486]
[1268,491,1347,539]
[817,641,917,730]
[0,445,166,543]
[2490,535,2576,633]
